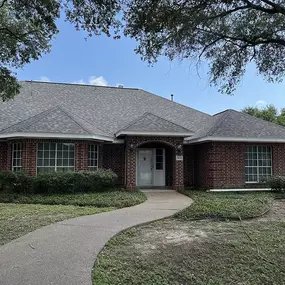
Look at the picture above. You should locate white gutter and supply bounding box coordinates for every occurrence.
[0,132,114,142]
[185,136,285,144]
[209,188,272,192]
[116,131,193,137]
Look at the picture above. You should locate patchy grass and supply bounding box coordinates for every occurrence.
[176,190,274,220]
[92,217,285,285]
[0,190,146,208]
[0,203,113,246]
[0,190,146,245]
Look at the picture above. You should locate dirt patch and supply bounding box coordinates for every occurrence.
[254,199,285,222]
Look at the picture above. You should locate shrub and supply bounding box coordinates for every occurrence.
[266,176,285,192]
[0,171,33,193]
[32,169,118,194]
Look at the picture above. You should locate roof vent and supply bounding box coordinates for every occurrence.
[117,84,124,88]
[171,94,174,101]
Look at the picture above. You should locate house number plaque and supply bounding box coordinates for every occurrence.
[176,155,183,161]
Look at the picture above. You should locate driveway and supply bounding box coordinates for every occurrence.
[0,190,192,285]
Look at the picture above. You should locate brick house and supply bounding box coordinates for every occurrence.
[1,81,285,190]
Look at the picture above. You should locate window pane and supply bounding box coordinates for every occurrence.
[88,144,98,169]
[245,146,272,183]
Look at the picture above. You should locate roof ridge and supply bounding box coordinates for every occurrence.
[0,106,59,133]
[116,112,150,133]
[232,109,285,131]
[58,106,111,136]
[145,112,192,131]
[22,80,140,91]
[206,110,232,137]
[139,89,212,118]
[55,106,93,134]
[117,111,192,134]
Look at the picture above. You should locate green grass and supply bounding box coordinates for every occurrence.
[0,203,113,246]
[92,218,285,285]
[176,190,274,220]
[0,190,147,245]
[0,190,147,208]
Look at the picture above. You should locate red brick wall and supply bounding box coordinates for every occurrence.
[183,145,194,187]
[194,142,285,189]
[0,141,8,171]
[103,144,125,185]
[0,139,102,175]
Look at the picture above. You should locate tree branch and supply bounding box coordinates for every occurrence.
[243,0,285,15]
[0,0,7,9]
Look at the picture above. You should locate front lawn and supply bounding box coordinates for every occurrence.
[0,190,146,245]
[0,190,146,208]
[92,191,283,285]
[93,218,285,285]
[0,203,113,246]
[176,190,274,220]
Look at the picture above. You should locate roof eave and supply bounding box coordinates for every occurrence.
[185,136,285,144]
[116,131,193,137]
[0,132,114,142]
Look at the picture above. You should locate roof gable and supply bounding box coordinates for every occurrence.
[188,109,285,142]
[0,106,110,137]
[116,112,193,136]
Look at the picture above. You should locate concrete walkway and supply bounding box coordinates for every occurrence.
[0,190,192,285]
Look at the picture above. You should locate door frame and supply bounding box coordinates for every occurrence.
[136,148,165,187]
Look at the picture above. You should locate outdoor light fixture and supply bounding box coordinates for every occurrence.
[129,143,134,150]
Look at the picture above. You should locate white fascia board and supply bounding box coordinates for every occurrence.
[116,131,193,137]
[185,136,285,144]
[0,132,114,142]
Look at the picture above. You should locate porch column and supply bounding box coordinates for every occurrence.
[125,141,136,190]
[173,143,184,190]
[22,139,37,176]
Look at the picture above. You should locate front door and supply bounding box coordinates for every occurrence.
[137,148,166,187]
[137,149,153,186]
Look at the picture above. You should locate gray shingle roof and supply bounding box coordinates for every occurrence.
[116,112,192,135]
[0,105,109,136]
[1,82,285,141]
[189,109,285,141]
[0,81,212,138]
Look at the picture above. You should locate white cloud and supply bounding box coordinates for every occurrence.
[88,76,108,86]
[72,76,108,86]
[72,79,85,84]
[256,100,267,108]
[39,76,50,82]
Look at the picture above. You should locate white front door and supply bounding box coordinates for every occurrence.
[137,149,153,186]
[137,148,165,187]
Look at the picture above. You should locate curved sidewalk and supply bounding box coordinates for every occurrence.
[0,190,192,285]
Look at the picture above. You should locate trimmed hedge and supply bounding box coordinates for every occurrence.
[0,169,118,194]
[266,176,285,192]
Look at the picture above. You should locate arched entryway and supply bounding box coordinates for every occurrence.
[124,136,185,190]
[136,141,174,188]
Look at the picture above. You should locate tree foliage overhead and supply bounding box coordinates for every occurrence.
[242,104,285,126]
[2,0,285,101]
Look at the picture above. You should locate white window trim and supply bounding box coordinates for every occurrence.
[36,142,75,174]
[245,146,272,183]
[12,142,22,172]
[88,144,99,170]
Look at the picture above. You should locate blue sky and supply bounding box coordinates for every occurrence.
[17,18,285,115]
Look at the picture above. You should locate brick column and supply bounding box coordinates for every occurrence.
[75,141,88,171]
[173,143,184,190]
[125,140,136,190]
[22,139,37,176]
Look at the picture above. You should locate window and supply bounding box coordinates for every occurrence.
[88,144,99,170]
[156,149,164,170]
[37,142,75,173]
[245,146,272,183]
[12,143,22,172]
